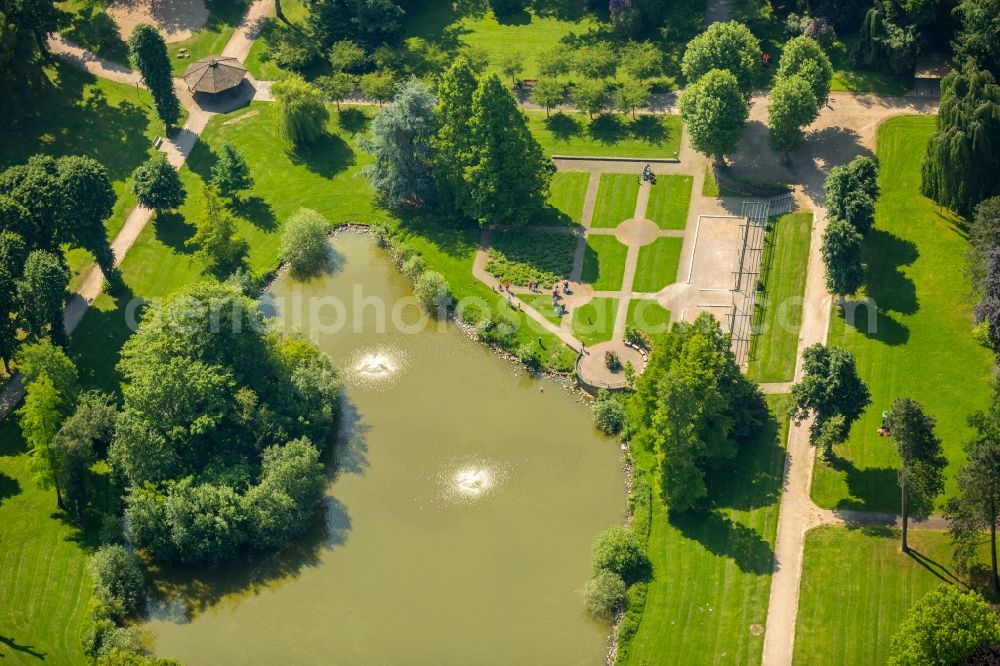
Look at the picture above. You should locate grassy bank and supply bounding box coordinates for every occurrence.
[618,394,789,665]
[812,116,993,512]
[748,212,812,383]
[527,112,683,160]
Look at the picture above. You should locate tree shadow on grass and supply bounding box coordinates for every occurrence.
[589,113,627,145]
[836,298,910,346]
[706,407,785,512]
[545,112,584,143]
[399,209,482,260]
[154,212,196,254]
[629,115,668,145]
[0,472,21,507]
[0,635,45,660]
[286,132,356,179]
[68,281,142,394]
[824,450,901,512]
[580,242,599,283]
[230,195,277,231]
[337,107,370,134]
[863,228,919,317]
[669,510,775,575]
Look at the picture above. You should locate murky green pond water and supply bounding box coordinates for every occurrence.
[143,233,625,664]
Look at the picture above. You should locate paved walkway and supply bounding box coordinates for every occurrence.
[753,90,941,666]
[0,0,274,421]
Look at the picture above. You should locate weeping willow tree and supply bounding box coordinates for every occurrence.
[921,64,1000,218]
[853,3,917,76]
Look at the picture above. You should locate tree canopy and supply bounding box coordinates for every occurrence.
[825,156,880,235]
[111,283,340,564]
[921,63,1000,218]
[888,396,946,551]
[272,75,331,147]
[790,344,871,452]
[821,219,866,302]
[776,36,833,108]
[131,154,185,213]
[127,24,181,128]
[888,585,1000,666]
[681,21,761,95]
[280,208,331,278]
[679,68,750,165]
[768,75,819,157]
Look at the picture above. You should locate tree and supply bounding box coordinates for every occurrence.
[272,75,330,147]
[360,78,437,208]
[51,391,116,518]
[887,397,946,552]
[131,155,185,213]
[537,45,571,78]
[826,156,880,235]
[888,586,1000,666]
[921,63,1000,218]
[89,545,145,619]
[314,72,356,110]
[186,187,247,273]
[16,338,79,391]
[572,79,608,118]
[581,570,627,619]
[359,71,396,106]
[0,155,66,250]
[280,208,330,278]
[307,0,404,48]
[976,248,1000,347]
[433,57,479,216]
[821,219,865,304]
[614,79,651,118]
[573,41,618,79]
[210,144,253,199]
[0,230,27,372]
[948,387,1000,592]
[592,389,625,435]
[621,41,665,80]
[465,75,551,226]
[789,344,871,453]
[328,39,367,72]
[954,0,1000,79]
[681,20,761,95]
[413,270,451,315]
[498,50,523,85]
[776,36,833,108]
[768,75,819,159]
[127,24,180,128]
[591,525,649,584]
[630,313,766,512]
[530,78,564,117]
[969,197,1000,295]
[678,68,749,165]
[0,0,63,120]
[853,4,918,76]
[56,156,117,282]
[16,250,69,345]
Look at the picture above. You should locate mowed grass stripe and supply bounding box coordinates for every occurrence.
[794,528,989,665]
[645,175,693,230]
[581,235,629,291]
[622,394,789,665]
[748,212,812,383]
[591,173,640,228]
[633,237,683,293]
[812,116,993,512]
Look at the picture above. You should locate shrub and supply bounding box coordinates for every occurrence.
[582,570,627,619]
[973,320,993,348]
[604,350,622,371]
[624,325,652,350]
[413,270,452,315]
[591,525,650,584]
[517,343,542,371]
[281,208,330,278]
[89,545,146,620]
[592,389,625,435]
[400,253,426,279]
[82,614,143,658]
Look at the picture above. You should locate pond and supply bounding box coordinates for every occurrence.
[143,232,626,664]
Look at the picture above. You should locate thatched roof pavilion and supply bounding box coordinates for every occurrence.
[182,56,247,94]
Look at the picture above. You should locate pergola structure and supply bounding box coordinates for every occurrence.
[182,56,247,94]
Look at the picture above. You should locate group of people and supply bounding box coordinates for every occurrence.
[641,163,657,185]
[500,278,573,316]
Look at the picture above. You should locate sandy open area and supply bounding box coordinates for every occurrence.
[108,0,209,43]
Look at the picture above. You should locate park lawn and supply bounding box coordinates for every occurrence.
[591,173,640,228]
[633,237,682,293]
[166,0,246,75]
[748,212,813,383]
[571,297,618,347]
[526,111,683,160]
[524,294,565,327]
[626,299,671,340]
[645,175,692,230]
[534,171,589,226]
[244,0,310,80]
[0,420,92,666]
[620,394,789,666]
[581,235,628,291]
[812,116,993,512]
[794,527,995,666]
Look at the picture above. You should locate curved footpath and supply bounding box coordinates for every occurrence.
[0,22,950,666]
